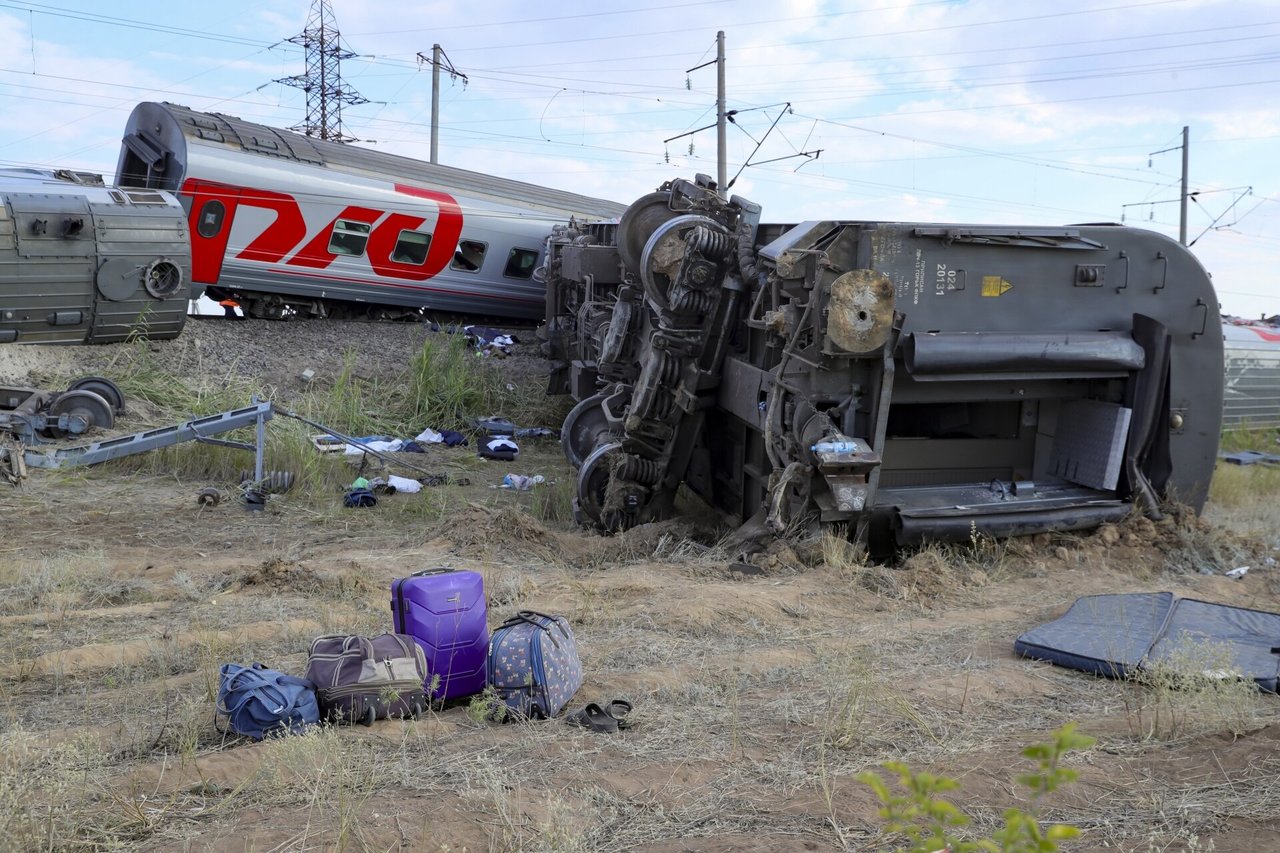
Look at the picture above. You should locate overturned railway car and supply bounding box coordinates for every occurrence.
[116,102,625,321]
[545,175,1223,549]
[0,169,191,344]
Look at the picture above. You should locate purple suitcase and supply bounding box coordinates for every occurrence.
[391,568,489,701]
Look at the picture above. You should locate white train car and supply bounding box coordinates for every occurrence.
[0,168,190,344]
[116,102,626,320]
[1223,322,1280,430]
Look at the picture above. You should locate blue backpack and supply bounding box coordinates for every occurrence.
[216,663,320,740]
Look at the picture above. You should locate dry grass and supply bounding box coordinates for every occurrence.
[1122,637,1268,742]
[7,335,1280,850]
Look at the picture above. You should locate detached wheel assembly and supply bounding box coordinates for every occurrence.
[66,376,126,414]
[40,390,115,439]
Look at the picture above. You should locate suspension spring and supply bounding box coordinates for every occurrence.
[658,352,683,384]
[620,454,663,484]
[689,225,733,259]
[670,289,715,314]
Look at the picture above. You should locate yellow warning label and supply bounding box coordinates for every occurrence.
[981,276,1014,297]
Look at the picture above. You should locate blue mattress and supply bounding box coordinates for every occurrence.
[1015,592,1280,692]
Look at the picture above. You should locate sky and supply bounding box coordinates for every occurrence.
[0,0,1276,317]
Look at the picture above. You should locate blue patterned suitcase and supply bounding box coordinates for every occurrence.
[390,568,489,701]
[487,610,583,719]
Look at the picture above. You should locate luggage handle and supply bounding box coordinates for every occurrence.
[500,610,569,648]
[312,634,376,661]
[409,567,456,577]
[342,635,376,660]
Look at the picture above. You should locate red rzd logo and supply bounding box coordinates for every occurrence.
[182,179,464,285]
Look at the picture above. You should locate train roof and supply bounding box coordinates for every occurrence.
[119,102,627,220]
[0,167,180,207]
[1223,321,1280,345]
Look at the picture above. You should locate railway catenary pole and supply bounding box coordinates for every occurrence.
[431,43,441,164]
[716,30,727,196]
[1180,125,1190,246]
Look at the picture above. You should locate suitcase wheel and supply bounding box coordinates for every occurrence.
[410,699,425,720]
[359,705,376,727]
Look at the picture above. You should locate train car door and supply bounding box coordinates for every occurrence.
[181,178,240,290]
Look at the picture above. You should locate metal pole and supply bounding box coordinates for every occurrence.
[716,31,727,195]
[1179,125,1189,245]
[430,43,441,164]
[254,405,266,485]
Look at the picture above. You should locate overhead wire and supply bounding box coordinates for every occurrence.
[0,0,1273,256]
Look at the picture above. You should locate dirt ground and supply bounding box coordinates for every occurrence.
[2,317,1279,852]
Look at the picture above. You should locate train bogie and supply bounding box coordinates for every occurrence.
[545,175,1224,549]
[0,169,191,345]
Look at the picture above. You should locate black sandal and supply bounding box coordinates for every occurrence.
[605,699,635,729]
[565,702,619,733]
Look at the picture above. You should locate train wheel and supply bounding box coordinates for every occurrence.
[66,376,125,414]
[576,442,644,533]
[617,191,680,276]
[245,296,288,320]
[561,393,612,470]
[41,390,114,439]
[638,215,728,312]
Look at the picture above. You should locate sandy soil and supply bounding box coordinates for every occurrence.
[2,317,1279,852]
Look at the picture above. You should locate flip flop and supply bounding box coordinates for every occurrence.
[564,702,618,733]
[605,699,635,730]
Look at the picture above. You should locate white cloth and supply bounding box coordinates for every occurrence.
[415,427,444,444]
[387,474,422,494]
[343,439,404,455]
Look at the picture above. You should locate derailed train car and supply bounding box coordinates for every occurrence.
[544,175,1223,549]
[0,168,191,344]
[1223,323,1280,430]
[116,102,625,320]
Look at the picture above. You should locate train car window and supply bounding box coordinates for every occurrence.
[392,230,432,265]
[329,220,371,257]
[197,200,226,238]
[451,239,488,273]
[503,248,539,280]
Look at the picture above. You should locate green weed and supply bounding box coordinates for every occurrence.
[859,723,1096,852]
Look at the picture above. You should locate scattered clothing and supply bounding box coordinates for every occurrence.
[387,474,422,494]
[415,427,445,444]
[401,441,427,453]
[464,325,519,356]
[440,430,468,447]
[479,436,519,462]
[501,473,545,491]
[344,438,404,455]
[343,488,377,508]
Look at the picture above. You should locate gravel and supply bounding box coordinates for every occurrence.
[1,315,545,399]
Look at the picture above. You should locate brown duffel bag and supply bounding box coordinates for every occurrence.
[304,633,428,725]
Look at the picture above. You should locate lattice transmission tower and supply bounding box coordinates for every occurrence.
[276,0,368,142]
